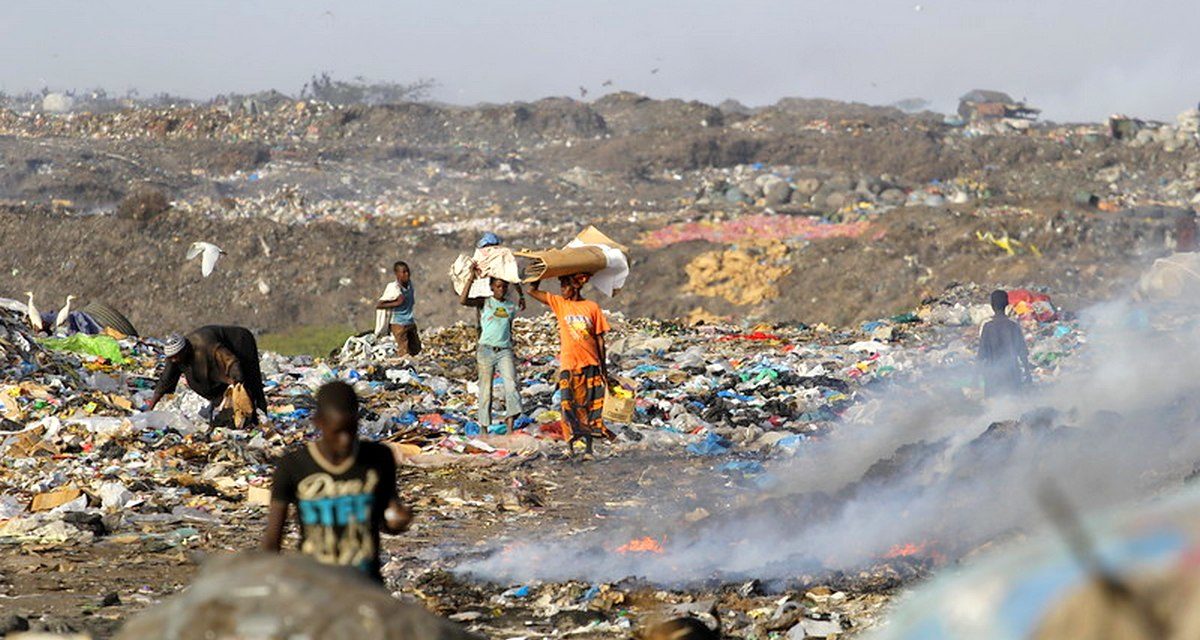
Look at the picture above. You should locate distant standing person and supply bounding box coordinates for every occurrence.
[147,325,268,426]
[529,273,613,458]
[261,381,411,583]
[978,289,1032,398]
[459,263,523,433]
[1176,211,1198,253]
[375,261,421,357]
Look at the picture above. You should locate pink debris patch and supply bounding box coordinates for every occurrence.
[640,215,873,249]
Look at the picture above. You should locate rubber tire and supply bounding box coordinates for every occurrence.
[80,301,139,337]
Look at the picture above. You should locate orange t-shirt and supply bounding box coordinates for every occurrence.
[546,294,610,370]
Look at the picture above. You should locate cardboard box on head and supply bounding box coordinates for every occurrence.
[516,246,609,282]
[515,226,630,294]
[574,226,628,253]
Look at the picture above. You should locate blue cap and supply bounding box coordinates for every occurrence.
[477,232,502,248]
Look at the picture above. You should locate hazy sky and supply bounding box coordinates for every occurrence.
[1,1,1197,122]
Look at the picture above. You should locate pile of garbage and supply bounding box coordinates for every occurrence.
[0,280,1085,533]
[0,100,341,144]
[0,280,1098,638]
[1109,108,1200,152]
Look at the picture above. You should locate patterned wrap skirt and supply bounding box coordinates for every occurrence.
[557,365,612,439]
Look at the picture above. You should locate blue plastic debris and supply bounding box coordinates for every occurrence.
[513,415,535,431]
[777,434,807,450]
[717,390,755,402]
[719,460,765,474]
[687,432,732,456]
[503,585,532,599]
[396,411,418,426]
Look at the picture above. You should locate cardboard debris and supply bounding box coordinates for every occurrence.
[246,485,272,506]
[0,392,20,418]
[576,225,629,253]
[223,383,255,429]
[602,377,637,424]
[6,426,58,458]
[387,442,424,463]
[31,486,83,512]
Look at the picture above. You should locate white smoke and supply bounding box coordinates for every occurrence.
[460,296,1200,586]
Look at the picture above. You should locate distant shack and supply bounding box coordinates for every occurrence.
[958,90,1040,122]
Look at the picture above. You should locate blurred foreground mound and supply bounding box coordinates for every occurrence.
[116,552,479,640]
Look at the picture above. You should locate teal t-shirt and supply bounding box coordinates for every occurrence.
[479,296,516,348]
[390,283,415,326]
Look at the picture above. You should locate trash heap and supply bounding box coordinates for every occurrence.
[0,283,1096,637]
[0,282,1086,538]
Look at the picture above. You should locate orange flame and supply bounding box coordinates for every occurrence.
[883,542,929,558]
[616,536,665,554]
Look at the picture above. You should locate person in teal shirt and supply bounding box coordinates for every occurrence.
[376,261,421,356]
[459,264,522,433]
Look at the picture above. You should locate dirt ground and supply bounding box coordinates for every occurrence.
[0,201,1179,339]
[0,450,895,639]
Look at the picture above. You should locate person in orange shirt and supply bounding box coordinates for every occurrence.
[529,273,612,458]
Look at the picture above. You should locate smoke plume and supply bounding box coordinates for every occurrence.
[460,298,1200,585]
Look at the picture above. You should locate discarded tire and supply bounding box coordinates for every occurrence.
[80,302,139,337]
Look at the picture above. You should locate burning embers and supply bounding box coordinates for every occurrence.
[882,542,927,558]
[616,536,666,554]
[882,540,946,565]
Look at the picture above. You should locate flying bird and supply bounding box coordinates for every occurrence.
[579,86,589,98]
[25,291,43,332]
[650,68,660,75]
[602,79,613,87]
[55,295,76,330]
[187,241,225,277]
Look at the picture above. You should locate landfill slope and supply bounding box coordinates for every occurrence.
[3,94,1199,336]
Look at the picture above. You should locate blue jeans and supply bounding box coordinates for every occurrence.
[477,344,521,426]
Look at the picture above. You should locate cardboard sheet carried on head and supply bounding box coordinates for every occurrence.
[516,246,609,282]
[516,226,629,296]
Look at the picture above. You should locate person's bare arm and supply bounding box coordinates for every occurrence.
[596,333,610,388]
[527,279,551,305]
[375,291,406,310]
[260,501,289,551]
[515,283,526,311]
[382,499,413,534]
[459,269,484,308]
[147,360,183,410]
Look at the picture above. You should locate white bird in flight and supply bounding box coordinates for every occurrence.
[187,242,225,277]
[25,291,43,333]
[55,295,76,330]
